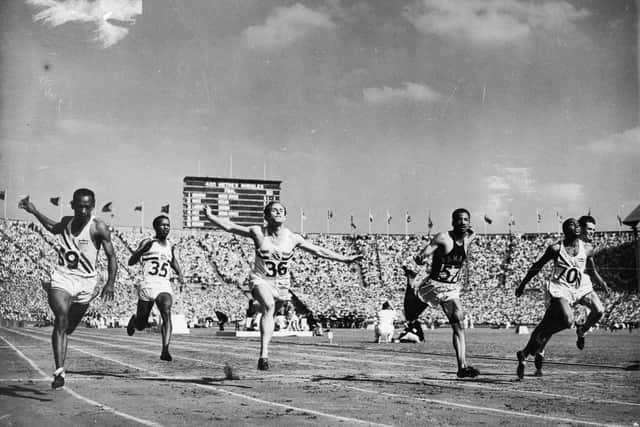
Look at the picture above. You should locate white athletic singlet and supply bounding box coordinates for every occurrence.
[547,240,587,302]
[141,240,173,286]
[54,216,98,278]
[251,233,295,286]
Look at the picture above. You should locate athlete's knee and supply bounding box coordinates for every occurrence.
[558,311,573,329]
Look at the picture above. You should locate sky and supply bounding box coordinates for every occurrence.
[1,0,638,234]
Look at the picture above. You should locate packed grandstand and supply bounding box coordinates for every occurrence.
[0,219,637,330]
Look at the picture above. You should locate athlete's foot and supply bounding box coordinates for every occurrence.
[533,352,544,376]
[516,351,526,380]
[160,351,172,361]
[127,315,136,336]
[576,327,585,350]
[456,366,480,378]
[51,368,65,389]
[257,357,269,371]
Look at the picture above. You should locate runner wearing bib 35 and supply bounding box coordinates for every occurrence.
[203,201,363,371]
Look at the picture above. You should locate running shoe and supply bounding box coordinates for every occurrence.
[516,351,526,380]
[456,366,480,378]
[160,351,172,361]
[257,357,269,371]
[127,315,136,336]
[534,352,544,377]
[51,368,65,389]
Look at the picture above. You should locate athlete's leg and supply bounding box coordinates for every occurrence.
[576,292,605,349]
[156,293,173,361]
[65,302,90,334]
[251,284,277,368]
[134,300,155,330]
[403,273,427,322]
[48,288,73,371]
[441,299,478,377]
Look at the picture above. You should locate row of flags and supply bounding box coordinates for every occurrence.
[0,190,630,227]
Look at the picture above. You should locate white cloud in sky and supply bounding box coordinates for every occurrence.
[403,0,589,45]
[587,127,640,155]
[484,167,535,216]
[27,0,142,48]
[363,82,442,105]
[543,182,584,205]
[243,4,335,51]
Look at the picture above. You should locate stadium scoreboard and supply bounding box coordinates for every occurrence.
[183,176,282,229]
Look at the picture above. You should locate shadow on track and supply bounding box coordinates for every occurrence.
[0,384,53,402]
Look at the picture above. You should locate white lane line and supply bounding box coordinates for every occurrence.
[18,328,640,409]
[0,334,163,427]
[71,330,640,407]
[345,385,626,427]
[3,329,393,427]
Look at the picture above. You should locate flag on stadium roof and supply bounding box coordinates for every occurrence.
[386,211,392,224]
[483,214,493,225]
[327,210,333,220]
[556,211,563,222]
[536,208,542,223]
[405,211,412,223]
[102,202,113,213]
[160,204,170,214]
[0,190,5,200]
[301,209,307,220]
[134,205,143,211]
[428,210,433,229]
[350,215,356,229]
[369,211,374,223]
[617,214,623,226]
[507,214,515,227]
[50,197,60,206]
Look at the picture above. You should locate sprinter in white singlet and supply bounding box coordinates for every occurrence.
[203,201,363,371]
[19,188,117,389]
[127,215,184,362]
[515,217,605,380]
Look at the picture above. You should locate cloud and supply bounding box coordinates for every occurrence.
[243,4,335,51]
[484,167,535,216]
[363,82,442,105]
[543,182,584,204]
[587,127,640,155]
[403,0,589,45]
[27,0,142,48]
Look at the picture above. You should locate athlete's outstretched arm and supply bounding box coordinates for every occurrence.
[585,253,610,294]
[128,238,154,266]
[414,233,444,265]
[515,245,557,297]
[297,236,363,264]
[96,220,117,301]
[202,205,252,238]
[170,246,185,284]
[18,196,64,234]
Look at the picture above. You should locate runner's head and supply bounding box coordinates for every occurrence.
[562,217,580,239]
[451,208,471,234]
[71,188,95,220]
[578,215,596,243]
[264,202,287,225]
[153,215,170,240]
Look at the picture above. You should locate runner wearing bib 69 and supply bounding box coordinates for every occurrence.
[203,201,363,371]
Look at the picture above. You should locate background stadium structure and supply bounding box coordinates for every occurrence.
[182,176,282,229]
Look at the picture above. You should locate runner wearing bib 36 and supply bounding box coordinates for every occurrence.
[203,201,363,371]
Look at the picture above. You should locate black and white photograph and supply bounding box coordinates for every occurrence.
[1,0,638,425]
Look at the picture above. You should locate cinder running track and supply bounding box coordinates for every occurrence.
[1,327,638,426]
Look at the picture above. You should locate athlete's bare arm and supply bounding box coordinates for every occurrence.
[415,232,446,265]
[128,238,154,265]
[584,245,610,293]
[18,196,65,234]
[515,244,558,297]
[296,234,363,263]
[95,219,117,301]
[202,205,254,238]
[170,246,185,284]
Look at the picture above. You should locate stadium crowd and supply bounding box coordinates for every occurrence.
[1,219,638,331]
